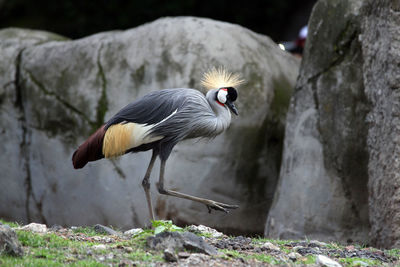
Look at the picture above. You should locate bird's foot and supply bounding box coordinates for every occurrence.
[205,201,239,213]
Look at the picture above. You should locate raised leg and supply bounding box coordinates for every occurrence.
[142,150,158,221]
[156,159,239,213]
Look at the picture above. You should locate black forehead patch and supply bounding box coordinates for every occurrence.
[226,87,238,102]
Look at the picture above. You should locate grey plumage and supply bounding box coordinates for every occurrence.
[106,88,231,160]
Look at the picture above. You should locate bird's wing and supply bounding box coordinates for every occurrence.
[102,88,215,158]
[101,89,194,157]
[105,89,190,128]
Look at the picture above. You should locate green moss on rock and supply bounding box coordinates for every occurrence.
[131,64,146,86]
[95,50,108,130]
[0,28,69,42]
[270,76,293,122]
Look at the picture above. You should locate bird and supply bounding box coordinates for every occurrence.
[72,67,244,221]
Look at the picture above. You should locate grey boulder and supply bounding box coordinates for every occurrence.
[265,0,400,249]
[265,0,369,244]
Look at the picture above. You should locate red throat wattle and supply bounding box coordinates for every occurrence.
[216,100,225,107]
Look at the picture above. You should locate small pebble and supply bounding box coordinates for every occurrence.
[19,223,47,233]
[92,236,114,243]
[92,244,107,250]
[288,252,302,261]
[124,228,143,237]
[93,224,119,236]
[124,247,133,253]
[316,255,342,267]
[262,242,280,251]
[254,247,262,253]
[164,248,178,262]
[293,245,305,252]
[187,225,224,238]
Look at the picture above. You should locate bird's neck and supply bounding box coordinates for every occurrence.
[206,89,232,134]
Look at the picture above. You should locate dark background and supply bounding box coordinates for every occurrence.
[0,0,317,42]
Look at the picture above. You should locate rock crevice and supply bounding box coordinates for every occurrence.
[26,70,94,125]
[15,49,48,224]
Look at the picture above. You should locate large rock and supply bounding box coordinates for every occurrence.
[0,29,67,223]
[361,0,400,248]
[265,0,369,243]
[265,0,400,248]
[0,17,299,234]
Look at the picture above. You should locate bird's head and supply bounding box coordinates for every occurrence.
[201,67,244,116]
[216,87,238,115]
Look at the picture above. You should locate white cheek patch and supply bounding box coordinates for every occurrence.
[217,89,228,104]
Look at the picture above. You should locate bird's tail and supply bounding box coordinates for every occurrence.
[72,125,106,169]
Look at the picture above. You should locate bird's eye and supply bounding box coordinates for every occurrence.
[217,89,228,104]
[227,87,238,102]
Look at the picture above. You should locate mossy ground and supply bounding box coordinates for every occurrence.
[0,220,159,267]
[0,219,399,266]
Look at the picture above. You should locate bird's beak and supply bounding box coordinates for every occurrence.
[226,100,238,116]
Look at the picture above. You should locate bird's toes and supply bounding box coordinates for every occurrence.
[222,204,239,209]
[205,200,239,214]
[206,203,229,213]
[214,202,239,209]
[207,205,212,213]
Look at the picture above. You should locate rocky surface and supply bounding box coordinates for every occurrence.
[0,17,299,235]
[186,224,224,238]
[0,28,68,226]
[93,224,120,236]
[316,255,341,267]
[0,225,24,257]
[361,0,400,249]
[147,231,218,256]
[1,221,398,266]
[18,222,48,233]
[265,0,400,248]
[266,0,370,244]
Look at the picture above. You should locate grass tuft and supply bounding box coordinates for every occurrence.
[71,227,100,237]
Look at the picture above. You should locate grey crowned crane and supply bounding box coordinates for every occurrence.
[72,67,243,220]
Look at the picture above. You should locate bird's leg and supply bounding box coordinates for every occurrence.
[141,150,158,221]
[156,160,239,213]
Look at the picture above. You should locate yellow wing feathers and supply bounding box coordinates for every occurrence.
[201,67,245,90]
[103,124,134,158]
[102,123,163,158]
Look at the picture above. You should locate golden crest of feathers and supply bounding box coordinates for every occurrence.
[200,67,245,90]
